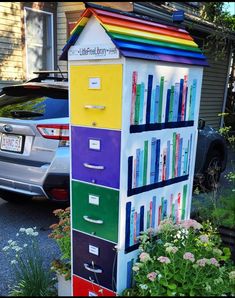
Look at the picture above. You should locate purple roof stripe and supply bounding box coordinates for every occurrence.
[120,49,209,66]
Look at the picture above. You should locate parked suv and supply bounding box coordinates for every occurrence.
[0,71,70,203]
[0,72,227,203]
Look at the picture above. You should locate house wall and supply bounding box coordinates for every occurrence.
[0,2,23,88]
[57,2,133,72]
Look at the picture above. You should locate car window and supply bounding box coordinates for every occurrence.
[0,93,69,120]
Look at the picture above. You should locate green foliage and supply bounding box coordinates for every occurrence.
[122,219,235,296]
[199,2,235,60]
[2,228,57,296]
[49,207,71,280]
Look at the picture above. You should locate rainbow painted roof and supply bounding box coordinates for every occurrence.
[60,6,208,66]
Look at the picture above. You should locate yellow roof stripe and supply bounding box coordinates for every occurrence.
[103,24,198,48]
[70,17,90,35]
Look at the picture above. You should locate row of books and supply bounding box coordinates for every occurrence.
[130,71,197,126]
[131,133,193,189]
[125,184,188,252]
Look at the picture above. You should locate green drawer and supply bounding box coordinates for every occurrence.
[72,180,119,243]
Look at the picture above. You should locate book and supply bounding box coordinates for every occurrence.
[162,148,167,181]
[181,184,188,220]
[143,140,148,185]
[146,75,153,124]
[165,88,171,123]
[135,148,140,187]
[175,133,180,177]
[150,88,156,123]
[172,132,176,178]
[125,202,131,249]
[178,137,183,177]
[173,82,180,122]
[139,82,145,124]
[184,86,188,121]
[169,85,175,122]
[130,71,138,125]
[188,85,193,121]
[154,85,160,123]
[177,78,184,122]
[181,75,188,121]
[154,139,161,183]
[151,196,156,229]
[140,206,144,232]
[158,76,164,123]
[134,84,141,124]
[166,140,171,180]
[139,149,144,187]
[190,79,197,120]
[150,137,157,184]
[130,207,135,246]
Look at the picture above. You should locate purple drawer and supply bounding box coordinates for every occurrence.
[72,230,117,291]
[71,126,121,189]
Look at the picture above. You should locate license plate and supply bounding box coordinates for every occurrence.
[0,134,23,153]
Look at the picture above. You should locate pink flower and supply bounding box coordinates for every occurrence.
[183,252,195,262]
[210,258,219,267]
[157,256,171,264]
[166,246,178,254]
[139,252,151,263]
[179,219,202,230]
[147,272,157,281]
[196,258,208,267]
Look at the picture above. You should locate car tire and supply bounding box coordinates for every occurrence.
[203,149,223,191]
[0,190,32,203]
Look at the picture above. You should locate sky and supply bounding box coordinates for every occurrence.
[224,2,235,15]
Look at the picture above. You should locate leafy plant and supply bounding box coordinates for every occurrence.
[2,227,57,296]
[123,219,235,296]
[48,207,71,280]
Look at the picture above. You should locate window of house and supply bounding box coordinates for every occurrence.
[24,7,54,79]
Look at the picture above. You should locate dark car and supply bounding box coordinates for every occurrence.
[0,71,227,203]
[194,119,227,191]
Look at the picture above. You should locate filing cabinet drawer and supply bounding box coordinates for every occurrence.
[70,64,123,130]
[71,126,121,189]
[73,275,116,296]
[73,230,117,291]
[72,181,119,242]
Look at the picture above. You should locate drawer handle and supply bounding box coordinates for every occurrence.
[84,105,106,110]
[83,163,104,170]
[84,263,103,274]
[83,216,103,225]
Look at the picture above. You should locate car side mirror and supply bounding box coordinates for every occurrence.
[198,118,205,130]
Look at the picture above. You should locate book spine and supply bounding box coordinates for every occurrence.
[154,85,160,123]
[178,137,183,177]
[188,85,193,121]
[165,88,171,123]
[125,202,131,249]
[151,196,156,229]
[139,149,144,187]
[154,139,160,183]
[181,184,188,220]
[150,88,156,123]
[140,206,144,232]
[175,133,180,177]
[139,82,145,124]
[158,76,164,123]
[130,71,138,125]
[177,192,181,224]
[134,84,141,124]
[146,75,153,124]
[130,207,135,246]
[181,75,188,121]
[190,79,197,120]
[184,86,188,121]
[166,140,171,180]
[172,132,176,178]
[169,85,175,122]
[134,211,137,244]
[150,138,157,184]
[136,213,140,238]
[177,78,184,122]
[162,148,167,181]
[173,82,180,122]
[143,140,148,185]
[136,149,140,187]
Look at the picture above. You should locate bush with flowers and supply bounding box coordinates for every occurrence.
[123,218,235,296]
[2,227,57,296]
[48,207,71,280]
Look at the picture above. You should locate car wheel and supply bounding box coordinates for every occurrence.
[0,190,32,203]
[203,150,223,191]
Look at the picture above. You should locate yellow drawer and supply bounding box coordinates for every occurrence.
[70,64,123,129]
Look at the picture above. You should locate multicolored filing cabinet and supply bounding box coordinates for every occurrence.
[60,5,208,296]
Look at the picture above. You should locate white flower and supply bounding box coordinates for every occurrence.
[2,246,9,251]
[23,244,28,248]
[10,260,18,265]
[19,228,26,232]
[12,246,22,252]
[32,232,39,236]
[33,227,37,230]
[25,228,34,235]
[7,240,13,244]
[139,284,148,290]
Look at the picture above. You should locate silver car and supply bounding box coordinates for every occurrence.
[0,72,70,203]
